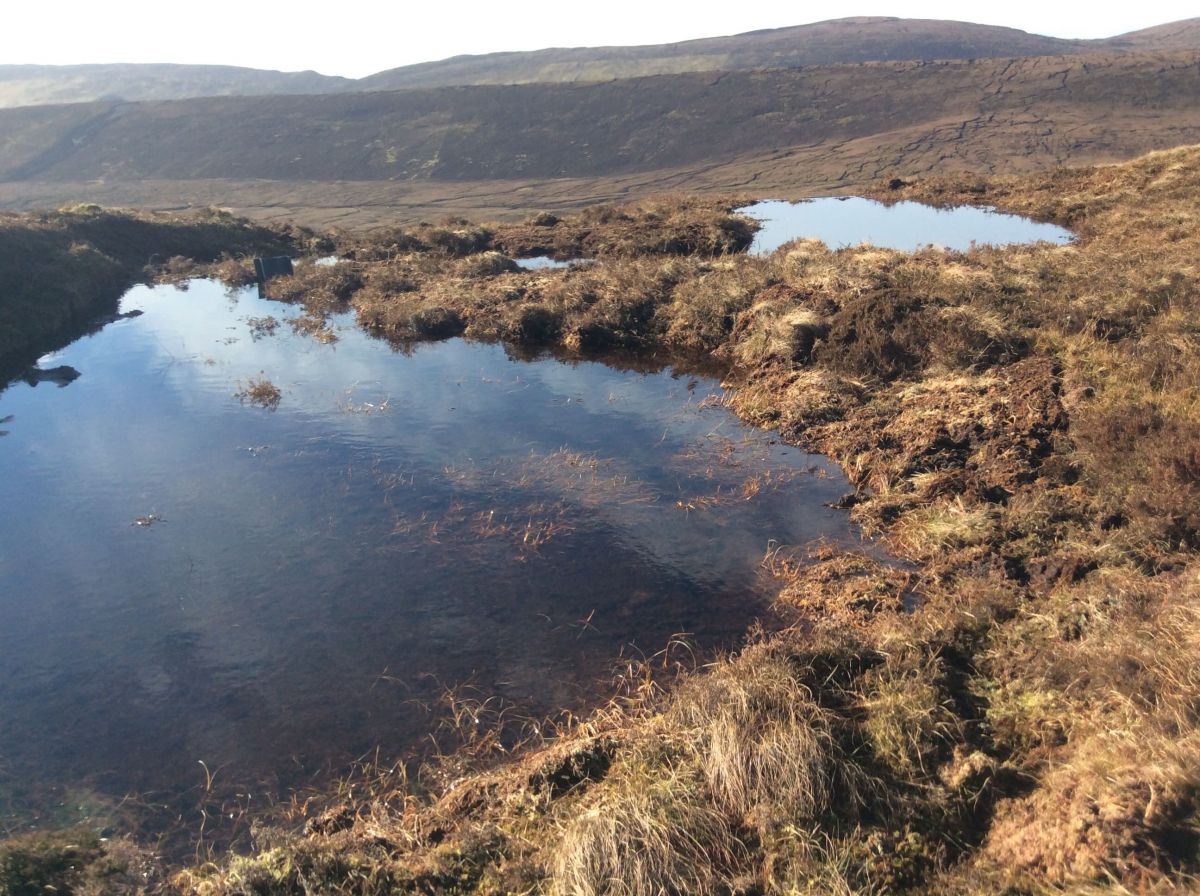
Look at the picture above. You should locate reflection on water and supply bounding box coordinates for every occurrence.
[514,255,580,270]
[19,364,81,388]
[0,279,859,827]
[741,197,1074,255]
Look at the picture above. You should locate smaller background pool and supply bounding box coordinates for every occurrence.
[515,256,585,270]
[740,197,1074,255]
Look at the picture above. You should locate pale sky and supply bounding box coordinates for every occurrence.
[4,0,1196,78]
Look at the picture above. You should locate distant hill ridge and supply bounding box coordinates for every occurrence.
[0,63,350,109]
[358,17,1090,90]
[1,16,1197,108]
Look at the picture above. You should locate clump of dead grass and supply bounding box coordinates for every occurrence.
[982,728,1200,886]
[234,374,282,409]
[860,653,959,775]
[0,829,157,896]
[772,549,912,622]
[456,251,519,279]
[289,312,338,344]
[548,258,690,351]
[661,258,773,352]
[727,291,829,368]
[893,498,999,558]
[416,219,493,257]
[549,752,747,896]
[671,648,861,829]
[269,263,363,313]
[494,196,757,261]
[245,315,279,340]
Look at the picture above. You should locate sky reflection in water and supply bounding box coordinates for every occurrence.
[0,278,861,820]
[741,196,1074,255]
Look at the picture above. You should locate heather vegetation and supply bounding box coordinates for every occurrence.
[3,145,1200,894]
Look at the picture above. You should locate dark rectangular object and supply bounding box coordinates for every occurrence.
[254,256,294,282]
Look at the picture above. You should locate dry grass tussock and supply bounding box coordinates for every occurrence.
[8,148,1200,893]
[266,261,363,314]
[234,374,282,409]
[669,648,867,828]
[492,196,757,260]
[548,756,748,896]
[132,644,768,892]
[0,828,160,896]
[162,633,990,895]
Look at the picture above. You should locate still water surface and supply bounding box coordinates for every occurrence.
[741,197,1074,255]
[0,279,858,821]
[514,256,577,270]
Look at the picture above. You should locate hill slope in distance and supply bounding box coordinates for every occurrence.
[3,51,1197,185]
[2,16,1197,108]
[0,47,1197,227]
[1,17,1198,227]
[357,17,1093,90]
[0,63,350,110]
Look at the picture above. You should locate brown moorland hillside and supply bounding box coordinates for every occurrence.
[0,50,1197,228]
[1103,16,1200,51]
[356,16,1094,90]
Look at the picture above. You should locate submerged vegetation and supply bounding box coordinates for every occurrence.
[234,374,282,410]
[4,145,1200,893]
